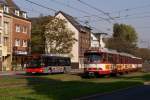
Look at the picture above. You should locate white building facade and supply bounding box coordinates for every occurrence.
[54,11,91,69]
[91,33,99,48]
[91,33,107,49]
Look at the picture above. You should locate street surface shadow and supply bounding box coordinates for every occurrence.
[16,74,143,100]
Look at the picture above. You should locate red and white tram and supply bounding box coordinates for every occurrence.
[84,48,142,77]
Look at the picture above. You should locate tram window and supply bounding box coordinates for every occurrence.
[119,56,124,64]
[113,55,116,63]
[124,57,126,64]
[115,55,119,63]
[121,56,125,64]
[108,54,113,63]
[85,53,102,63]
[102,53,107,63]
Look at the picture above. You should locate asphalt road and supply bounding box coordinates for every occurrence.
[79,85,150,100]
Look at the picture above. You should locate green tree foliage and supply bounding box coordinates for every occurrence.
[113,23,138,43]
[44,18,76,54]
[107,23,138,53]
[30,16,53,53]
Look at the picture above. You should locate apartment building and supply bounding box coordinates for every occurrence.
[0,0,31,71]
[55,11,91,69]
[0,3,4,71]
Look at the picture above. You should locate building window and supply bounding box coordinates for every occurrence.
[4,6,9,13]
[4,22,9,34]
[16,25,21,32]
[23,26,27,33]
[15,39,20,46]
[0,33,1,44]
[0,16,2,27]
[3,37,8,46]
[15,10,20,16]
[22,12,27,18]
[0,50,2,56]
[23,40,27,47]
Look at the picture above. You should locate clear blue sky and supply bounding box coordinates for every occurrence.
[14,0,150,48]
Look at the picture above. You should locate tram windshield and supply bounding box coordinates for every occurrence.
[84,53,102,63]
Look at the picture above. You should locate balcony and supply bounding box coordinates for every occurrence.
[3,34,9,37]
[13,47,29,55]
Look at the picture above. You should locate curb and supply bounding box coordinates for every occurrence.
[0,71,25,76]
[74,84,143,100]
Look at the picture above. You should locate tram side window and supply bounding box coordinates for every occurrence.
[116,55,119,63]
[112,54,116,63]
[119,56,124,64]
[129,58,132,64]
[102,53,108,63]
[126,57,129,64]
[122,56,125,64]
[124,56,127,64]
[108,54,113,63]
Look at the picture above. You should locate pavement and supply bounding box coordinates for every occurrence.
[0,71,25,76]
[78,85,150,100]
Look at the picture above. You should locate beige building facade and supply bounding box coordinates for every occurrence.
[55,11,91,69]
[0,2,13,71]
[0,6,3,71]
[0,0,31,71]
[2,12,12,71]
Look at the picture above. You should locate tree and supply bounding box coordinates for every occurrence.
[113,23,138,43]
[107,37,137,53]
[44,18,76,54]
[106,23,138,54]
[30,16,53,53]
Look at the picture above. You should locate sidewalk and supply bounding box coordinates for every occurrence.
[0,71,25,76]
